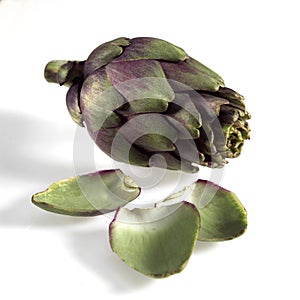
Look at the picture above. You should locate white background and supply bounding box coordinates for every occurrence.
[1,0,299,299]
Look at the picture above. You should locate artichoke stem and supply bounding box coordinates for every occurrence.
[44,60,85,87]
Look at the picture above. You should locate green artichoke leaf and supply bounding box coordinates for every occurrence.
[92,125,200,171]
[32,169,141,216]
[200,93,230,116]
[109,201,200,278]
[116,98,169,116]
[186,180,247,241]
[93,127,150,167]
[166,93,201,139]
[80,67,126,131]
[194,123,226,168]
[161,58,224,92]
[214,87,244,102]
[84,37,130,77]
[66,83,84,127]
[114,37,188,62]
[219,105,240,124]
[106,59,174,113]
[206,87,246,113]
[149,151,199,173]
[173,139,205,165]
[135,134,175,152]
[120,114,178,152]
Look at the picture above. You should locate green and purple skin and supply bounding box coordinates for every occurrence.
[32,169,141,216]
[32,174,247,278]
[33,37,250,278]
[44,37,250,173]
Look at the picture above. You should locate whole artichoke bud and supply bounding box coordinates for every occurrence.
[45,37,250,172]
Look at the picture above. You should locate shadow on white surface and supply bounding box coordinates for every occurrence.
[0,111,90,227]
[0,194,92,228]
[193,241,219,253]
[0,111,153,287]
[0,111,73,183]
[66,228,220,290]
[67,228,153,291]
[0,110,216,288]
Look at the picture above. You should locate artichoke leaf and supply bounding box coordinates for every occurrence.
[32,170,141,216]
[114,37,188,62]
[116,98,169,116]
[66,83,84,127]
[109,201,200,277]
[93,127,151,167]
[166,93,201,139]
[214,87,244,102]
[84,37,130,76]
[149,152,199,173]
[120,113,178,152]
[161,58,224,92]
[173,139,205,165]
[107,59,174,105]
[81,68,126,130]
[186,180,247,241]
[161,180,247,241]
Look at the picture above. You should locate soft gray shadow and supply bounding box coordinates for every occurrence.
[0,111,91,228]
[0,194,92,228]
[0,111,73,183]
[193,241,219,254]
[0,111,152,287]
[67,228,153,292]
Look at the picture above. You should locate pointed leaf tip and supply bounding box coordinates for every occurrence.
[114,37,188,62]
[32,169,140,216]
[84,37,130,76]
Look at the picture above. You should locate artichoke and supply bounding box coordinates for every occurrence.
[34,39,250,277]
[45,37,250,172]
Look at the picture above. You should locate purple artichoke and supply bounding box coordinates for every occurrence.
[45,37,250,172]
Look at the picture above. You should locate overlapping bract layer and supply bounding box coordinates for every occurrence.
[46,37,250,171]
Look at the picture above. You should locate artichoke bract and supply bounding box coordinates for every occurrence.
[45,37,250,172]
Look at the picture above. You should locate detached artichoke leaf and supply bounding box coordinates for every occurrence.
[109,201,200,278]
[186,180,247,241]
[32,170,141,216]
